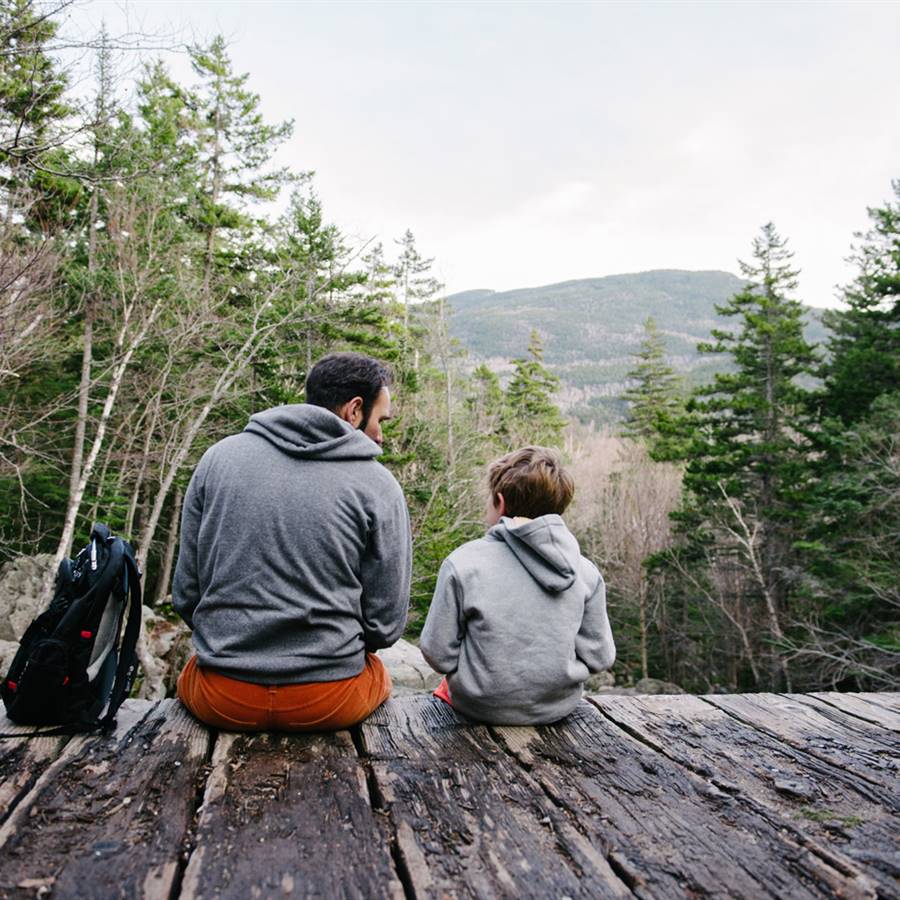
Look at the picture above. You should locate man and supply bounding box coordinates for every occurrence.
[172,352,411,731]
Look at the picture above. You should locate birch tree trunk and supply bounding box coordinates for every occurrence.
[154,486,183,605]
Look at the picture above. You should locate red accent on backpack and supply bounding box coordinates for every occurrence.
[80,630,92,639]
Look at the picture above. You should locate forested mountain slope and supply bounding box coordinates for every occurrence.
[448,270,827,422]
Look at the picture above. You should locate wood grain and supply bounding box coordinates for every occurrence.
[493,700,878,899]
[802,693,900,732]
[179,727,403,900]
[0,700,209,899]
[360,694,632,900]
[0,714,72,825]
[705,692,900,792]
[589,693,899,893]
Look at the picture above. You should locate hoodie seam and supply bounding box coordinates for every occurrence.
[538,518,576,581]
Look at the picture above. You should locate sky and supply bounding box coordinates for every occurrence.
[70,0,900,308]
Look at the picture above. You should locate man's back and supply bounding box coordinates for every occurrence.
[173,403,411,684]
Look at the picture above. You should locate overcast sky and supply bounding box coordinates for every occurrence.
[73,1,900,307]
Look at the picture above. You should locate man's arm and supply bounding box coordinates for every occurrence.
[359,480,412,651]
[575,569,616,673]
[419,558,464,674]
[171,460,208,630]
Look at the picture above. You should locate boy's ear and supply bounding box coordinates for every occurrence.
[495,492,506,518]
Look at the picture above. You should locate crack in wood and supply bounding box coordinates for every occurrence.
[360,695,633,899]
[350,723,419,900]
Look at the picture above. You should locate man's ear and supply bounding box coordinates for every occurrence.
[336,396,365,428]
[495,492,506,518]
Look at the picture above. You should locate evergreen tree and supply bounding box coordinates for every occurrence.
[0,0,71,200]
[791,392,900,688]
[187,36,294,293]
[669,224,819,689]
[0,0,72,466]
[252,188,398,407]
[820,180,900,424]
[622,316,683,452]
[467,363,506,443]
[795,182,900,689]
[504,329,567,447]
[393,229,442,345]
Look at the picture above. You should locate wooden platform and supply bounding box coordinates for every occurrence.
[0,692,898,899]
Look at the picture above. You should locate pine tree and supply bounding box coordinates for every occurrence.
[622,316,683,451]
[670,223,819,689]
[187,36,294,294]
[820,180,900,425]
[795,182,900,688]
[0,0,72,451]
[0,0,71,204]
[393,229,441,344]
[504,329,567,447]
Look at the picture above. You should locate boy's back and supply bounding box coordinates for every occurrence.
[420,514,614,725]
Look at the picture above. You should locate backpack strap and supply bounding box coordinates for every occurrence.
[53,538,125,641]
[98,545,142,732]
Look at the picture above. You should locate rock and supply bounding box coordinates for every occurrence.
[0,639,19,677]
[584,670,615,691]
[0,553,54,641]
[138,604,193,699]
[634,677,685,695]
[378,639,442,691]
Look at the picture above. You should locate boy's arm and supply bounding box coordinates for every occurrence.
[419,558,465,674]
[359,482,412,651]
[172,462,207,630]
[576,569,616,673]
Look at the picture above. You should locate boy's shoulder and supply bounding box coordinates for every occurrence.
[443,534,507,572]
[445,535,599,579]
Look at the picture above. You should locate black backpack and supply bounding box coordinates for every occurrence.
[1,524,142,734]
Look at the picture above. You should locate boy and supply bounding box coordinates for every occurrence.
[419,446,615,725]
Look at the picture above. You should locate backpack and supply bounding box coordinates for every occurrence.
[1,524,142,735]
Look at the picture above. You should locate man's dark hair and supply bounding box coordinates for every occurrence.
[305,353,394,428]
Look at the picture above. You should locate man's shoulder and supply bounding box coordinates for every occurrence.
[193,433,251,475]
[353,457,404,495]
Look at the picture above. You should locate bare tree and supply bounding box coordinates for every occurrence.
[568,431,682,681]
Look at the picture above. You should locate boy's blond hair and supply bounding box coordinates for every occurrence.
[487,446,575,519]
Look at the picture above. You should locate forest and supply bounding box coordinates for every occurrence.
[1,0,898,695]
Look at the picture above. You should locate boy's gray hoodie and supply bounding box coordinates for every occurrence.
[419,515,614,724]
[172,404,411,684]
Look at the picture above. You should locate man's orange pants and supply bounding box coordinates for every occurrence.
[176,653,391,732]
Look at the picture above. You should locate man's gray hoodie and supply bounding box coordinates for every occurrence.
[419,515,614,724]
[172,404,411,684]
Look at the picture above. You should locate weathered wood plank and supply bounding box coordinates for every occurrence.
[589,693,900,892]
[359,694,631,899]
[857,692,900,715]
[493,700,878,899]
[802,693,900,732]
[0,699,209,899]
[705,693,900,792]
[179,727,403,900]
[0,715,71,825]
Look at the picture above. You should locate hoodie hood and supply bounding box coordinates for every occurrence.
[244,404,382,461]
[487,514,580,592]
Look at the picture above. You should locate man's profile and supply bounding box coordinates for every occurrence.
[172,352,411,731]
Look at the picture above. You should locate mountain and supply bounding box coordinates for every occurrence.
[446,269,827,423]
